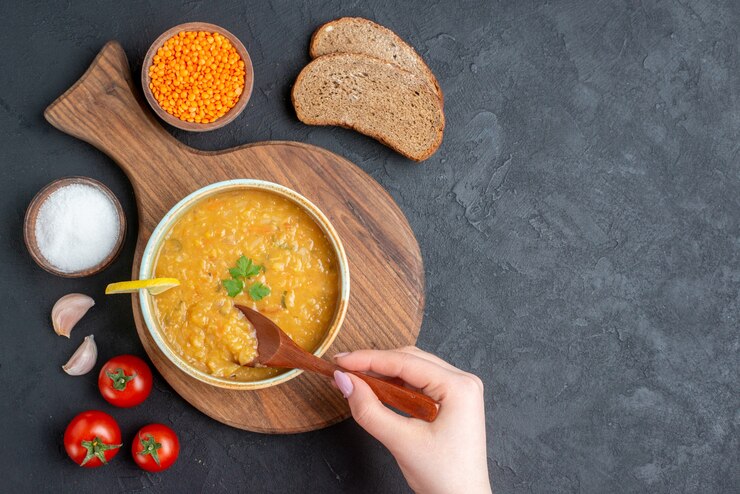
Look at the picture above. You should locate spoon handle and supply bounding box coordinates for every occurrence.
[300,354,439,422]
[346,370,440,422]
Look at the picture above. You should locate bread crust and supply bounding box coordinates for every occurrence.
[292,53,444,161]
[309,17,444,105]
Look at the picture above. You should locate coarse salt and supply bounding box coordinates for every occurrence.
[35,184,120,273]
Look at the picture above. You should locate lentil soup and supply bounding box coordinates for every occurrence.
[152,189,340,382]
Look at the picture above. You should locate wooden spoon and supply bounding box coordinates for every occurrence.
[236,305,439,422]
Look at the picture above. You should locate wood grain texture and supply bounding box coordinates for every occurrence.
[43,41,425,433]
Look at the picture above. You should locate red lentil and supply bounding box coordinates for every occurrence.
[148,31,246,123]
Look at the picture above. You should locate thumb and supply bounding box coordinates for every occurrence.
[334,371,410,446]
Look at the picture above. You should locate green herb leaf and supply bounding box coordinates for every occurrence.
[222,278,244,298]
[281,290,287,309]
[248,282,271,301]
[236,255,250,276]
[245,263,262,278]
[223,255,266,297]
[236,255,262,278]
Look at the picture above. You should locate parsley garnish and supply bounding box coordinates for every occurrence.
[233,255,261,278]
[222,277,244,298]
[248,282,271,301]
[222,255,270,300]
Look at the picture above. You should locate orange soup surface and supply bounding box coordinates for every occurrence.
[153,189,339,381]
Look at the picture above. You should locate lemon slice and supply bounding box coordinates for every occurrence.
[105,278,180,295]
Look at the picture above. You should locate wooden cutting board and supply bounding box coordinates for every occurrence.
[44,42,425,433]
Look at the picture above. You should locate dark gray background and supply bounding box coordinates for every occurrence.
[0,0,737,492]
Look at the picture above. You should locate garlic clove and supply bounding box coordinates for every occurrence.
[62,335,98,376]
[52,293,95,337]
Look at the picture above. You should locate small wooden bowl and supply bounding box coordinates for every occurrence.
[141,22,254,132]
[24,177,126,278]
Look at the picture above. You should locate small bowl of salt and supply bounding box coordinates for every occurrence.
[24,177,126,277]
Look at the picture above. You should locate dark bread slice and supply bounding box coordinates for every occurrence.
[292,53,444,161]
[309,17,443,103]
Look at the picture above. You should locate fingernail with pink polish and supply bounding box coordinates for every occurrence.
[333,352,349,359]
[334,370,353,398]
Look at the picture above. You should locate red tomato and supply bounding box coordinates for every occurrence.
[64,410,122,467]
[132,424,179,472]
[98,355,153,408]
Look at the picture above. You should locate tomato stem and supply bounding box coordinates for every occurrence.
[80,436,122,466]
[106,368,136,391]
[138,434,162,466]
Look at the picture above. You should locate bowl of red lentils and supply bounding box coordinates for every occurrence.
[142,22,254,131]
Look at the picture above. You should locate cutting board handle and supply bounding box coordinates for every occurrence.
[44,41,188,189]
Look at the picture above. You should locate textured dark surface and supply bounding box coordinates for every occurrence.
[0,0,737,492]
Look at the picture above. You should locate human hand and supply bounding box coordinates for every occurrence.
[333,347,491,494]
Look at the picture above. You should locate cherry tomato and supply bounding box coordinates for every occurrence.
[64,410,122,467]
[132,424,179,472]
[98,355,153,408]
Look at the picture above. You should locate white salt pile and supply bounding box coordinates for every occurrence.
[34,184,120,273]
